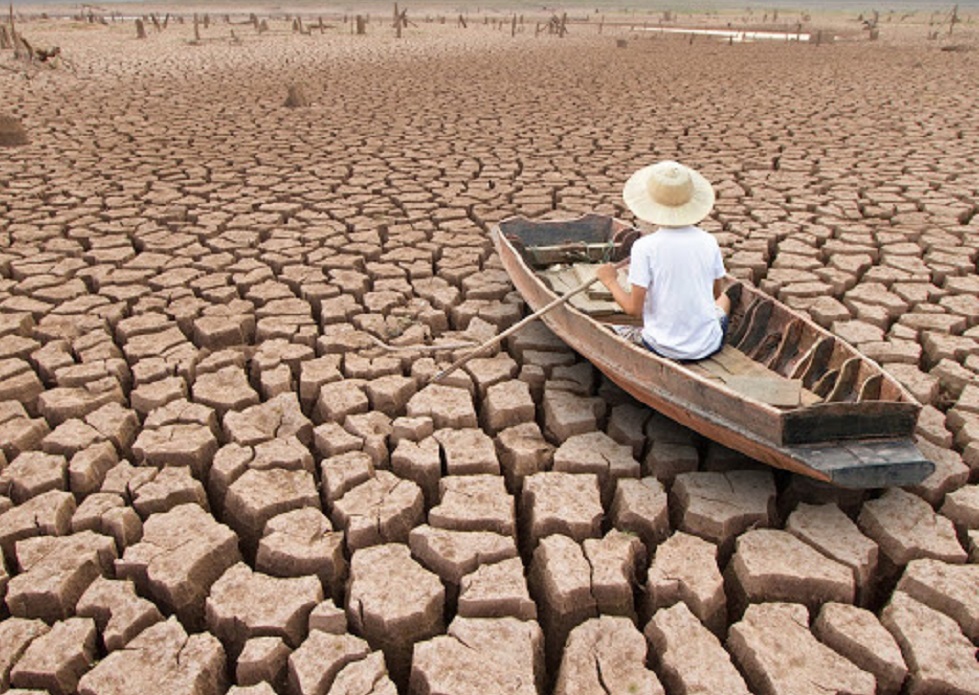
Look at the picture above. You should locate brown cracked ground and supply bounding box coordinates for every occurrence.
[0,4,978,695]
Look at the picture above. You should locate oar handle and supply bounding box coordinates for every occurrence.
[430,257,629,384]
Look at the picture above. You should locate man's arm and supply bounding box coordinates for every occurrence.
[596,263,646,317]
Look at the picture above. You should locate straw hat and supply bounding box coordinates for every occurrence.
[622,160,715,227]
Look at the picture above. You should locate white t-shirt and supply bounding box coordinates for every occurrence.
[627,226,726,360]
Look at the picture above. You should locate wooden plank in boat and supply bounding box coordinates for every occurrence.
[539,267,622,316]
[725,375,802,407]
[698,345,820,406]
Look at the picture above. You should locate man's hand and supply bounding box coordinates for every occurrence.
[595,263,618,287]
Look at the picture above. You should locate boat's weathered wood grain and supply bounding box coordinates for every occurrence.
[726,375,801,407]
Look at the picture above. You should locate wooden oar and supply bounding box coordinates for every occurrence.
[431,257,630,383]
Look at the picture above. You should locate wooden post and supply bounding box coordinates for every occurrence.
[355,14,366,34]
[598,15,604,34]
[511,14,516,36]
[559,12,567,37]
[949,4,958,35]
[193,13,200,42]
[135,17,146,39]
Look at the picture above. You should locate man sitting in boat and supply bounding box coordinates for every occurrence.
[595,160,734,361]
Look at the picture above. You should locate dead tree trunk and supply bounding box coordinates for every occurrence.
[355,14,366,34]
[511,14,516,36]
[458,14,466,28]
[135,17,146,39]
[193,13,200,42]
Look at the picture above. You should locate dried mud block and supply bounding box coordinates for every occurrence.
[0,618,50,691]
[206,562,322,656]
[480,379,535,434]
[287,631,371,695]
[0,405,50,462]
[896,558,979,641]
[8,616,96,695]
[8,531,116,623]
[408,525,517,587]
[71,492,141,551]
[607,403,651,459]
[645,602,750,695]
[130,375,187,418]
[528,534,597,673]
[463,353,519,399]
[131,423,219,478]
[131,466,208,518]
[786,502,879,604]
[457,556,536,621]
[342,412,392,468]
[309,601,347,634]
[363,375,417,417]
[237,636,290,690]
[554,431,640,507]
[494,422,554,493]
[390,416,434,446]
[429,474,515,537]
[409,616,544,695]
[313,422,363,458]
[728,528,855,614]
[391,437,440,507]
[77,616,226,695]
[520,471,601,551]
[644,531,726,634]
[909,438,970,507]
[857,488,967,574]
[76,576,163,652]
[583,529,645,620]
[321,451,375,508]
[0,489,75,561]
[670,470,776,559]
[406,384,477,429]
[41,418,104,458]
[433,427,499,475]
[314,380,369,423]
[84,402,139,456]
[331,471,424,551]
[115,504,241,631]
[555,616,663,695]
[610,477,670,554]
[812,603,907,695]
[299,355,343,411]
[192,366,260,419]
[329,650,398,695]
[881,592,979,695]
[37,382,125,428]
[256,507,346,603]
[728,602,876,695]
[0,450,67,504]
[941,484,979,532]
[542,386,605,442]
[885,363,940,405]
[346,544,444,688]
[68,441,118,498]
[224,392,313,447]
[225,468,319,554]
[644,439,700,484]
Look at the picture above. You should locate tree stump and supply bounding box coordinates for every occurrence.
[0,113,29,147]
[355,15,366,34]
[135,18,146,39]
[284,85,310,109]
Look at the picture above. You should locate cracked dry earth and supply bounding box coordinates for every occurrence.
[1,12,979,695]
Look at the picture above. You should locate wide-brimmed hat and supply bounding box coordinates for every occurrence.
[622,160,715,227]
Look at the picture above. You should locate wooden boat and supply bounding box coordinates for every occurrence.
[492,214,934,488]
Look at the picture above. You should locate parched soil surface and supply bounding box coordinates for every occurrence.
[1,10,978,695]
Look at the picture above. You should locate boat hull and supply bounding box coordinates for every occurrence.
[493,218,934,488]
